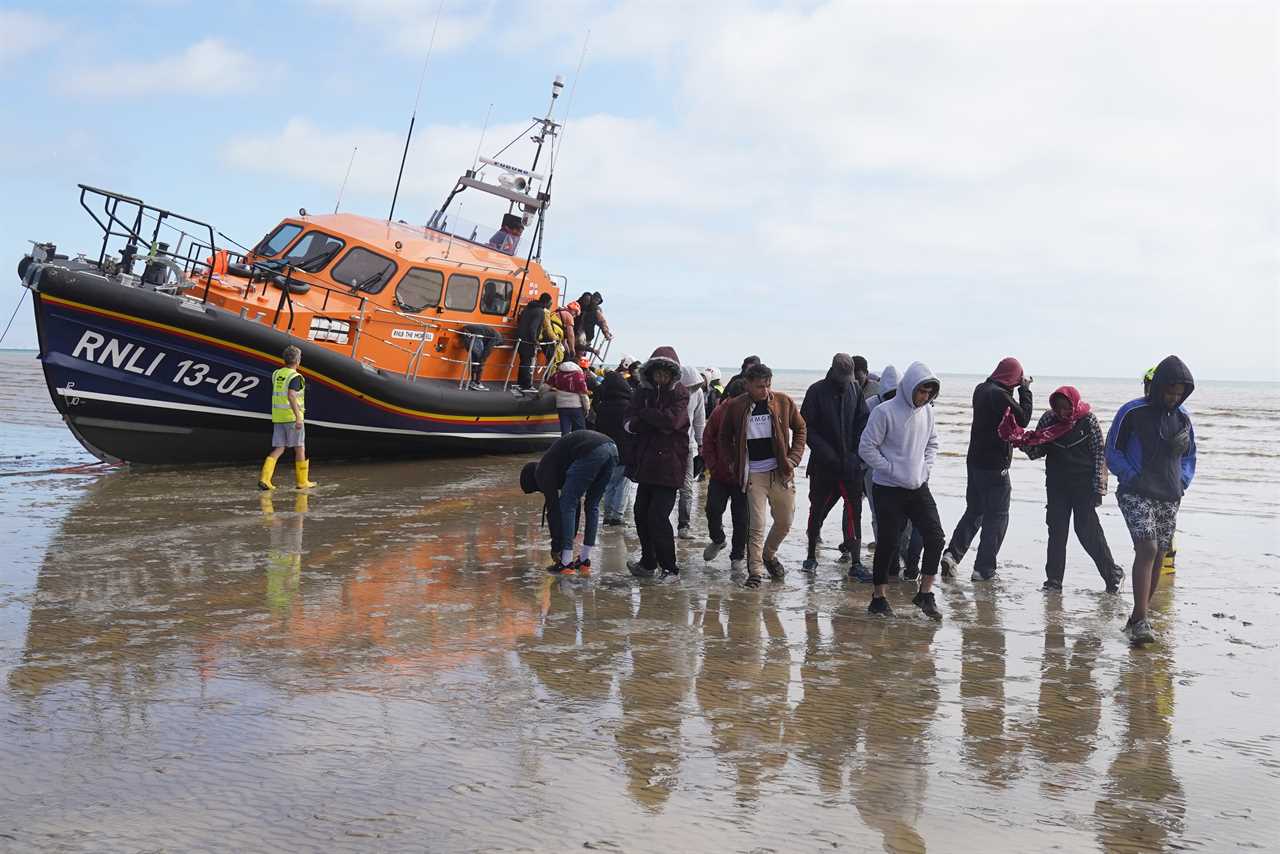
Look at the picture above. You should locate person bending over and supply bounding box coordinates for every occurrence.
[520,429,619,574]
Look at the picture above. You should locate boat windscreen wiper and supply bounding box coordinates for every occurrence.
[352,268,389,292]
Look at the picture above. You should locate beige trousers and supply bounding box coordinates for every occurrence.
[746,469,796,577]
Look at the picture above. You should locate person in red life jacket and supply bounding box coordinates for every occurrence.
[942,356,1033,581]
[541,358,590,435]
[700,377,749,573]
[1002,386,1124,593]
[622,347,690,577]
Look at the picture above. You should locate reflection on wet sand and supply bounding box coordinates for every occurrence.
[2,460,1262,851]
[694,592,790,806]
[956,588,1021,788]
[1095,639,1186,852]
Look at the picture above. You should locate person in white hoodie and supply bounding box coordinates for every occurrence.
[677,363,707,537]
[857,362,946,620]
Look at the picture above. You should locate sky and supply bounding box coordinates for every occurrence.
[1,0,1276,381]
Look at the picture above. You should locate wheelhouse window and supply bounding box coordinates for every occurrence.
[480,279,512,316]
[443,274,480,311]
[331,247,397,293]
[254,223,302,257]
[281,231,345,272]
[396,267,444,313]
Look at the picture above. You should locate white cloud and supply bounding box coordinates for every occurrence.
[305,0,491,55]
[221,0,1279,379]
[62,38,268,97]
[0,10,60,67]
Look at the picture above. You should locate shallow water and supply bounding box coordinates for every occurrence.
[1,351,1278,852]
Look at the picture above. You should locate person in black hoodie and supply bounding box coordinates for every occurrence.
[800,353,871,580]
[623,347,690,577]
[1106,356,1196,645]
[591,369,634,525]
[520,429,619,574]
[942,356,1033,581]
[514,293,552,390]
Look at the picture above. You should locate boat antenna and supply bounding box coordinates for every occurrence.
[217,231,253,253]
[388,0,444,222]
[335,145,358,214]
[471,103,494,172]
[536,30,590,261]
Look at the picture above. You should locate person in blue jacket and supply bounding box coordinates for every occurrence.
[1105,355,1196,645]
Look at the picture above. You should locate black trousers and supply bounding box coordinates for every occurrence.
[1046,478,1116,584]
[946,463,1011,575]
[516,342,538,390]
[806,472,861,557]
[706,478,748,561]
[634,483,678,572]
[872,483,945,586]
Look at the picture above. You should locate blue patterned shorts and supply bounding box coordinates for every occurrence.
[1118,492,1179,551]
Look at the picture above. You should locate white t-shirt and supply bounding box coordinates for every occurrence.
[746,400,777,473]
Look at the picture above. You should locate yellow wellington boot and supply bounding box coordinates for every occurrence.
[295,460,317,490]
[258,456,277,491]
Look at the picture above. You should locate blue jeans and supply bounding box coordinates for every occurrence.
[558,408,586,436]
[559,442,618,553]
[603,460,629,520]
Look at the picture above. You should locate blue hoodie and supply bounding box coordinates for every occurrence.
[1105,355,1196,502]
[858,361,940,490]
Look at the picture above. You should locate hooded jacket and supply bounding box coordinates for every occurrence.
[967,357,1033,470]
[800,367,868,482]
[590,370,633,444]
[859,361,940,490]
[542,361,589,408]
[1106,355,1196,502]
[680,364,707,451]
[1022,386,1107,494]
[719,389,807,490]
[865,365,899,411]
[623,347,691,488]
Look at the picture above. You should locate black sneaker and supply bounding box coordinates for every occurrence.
[912,590,942,621]
[902,564,920,580]
[660,565,681,577]
[802,557,818,573]
[1106,565,1125,594]
[603,516,624,526]
[744,575,762,589]
[546,560,573,575]
[764,557,786,581]
[867,596,894,617]
[627,560,655,578]
[848,562,873,583]
[1042,579,1063,591]
[703,540,726,561]
[572,558,592,576]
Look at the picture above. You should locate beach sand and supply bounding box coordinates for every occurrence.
[1,351,1277,852]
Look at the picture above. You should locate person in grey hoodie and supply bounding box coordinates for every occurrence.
[677,363,707,538]
[858,362,946,620]
[862,364,922,578]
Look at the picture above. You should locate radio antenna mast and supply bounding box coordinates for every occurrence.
[388,0,444,221]
[334,145,358,214]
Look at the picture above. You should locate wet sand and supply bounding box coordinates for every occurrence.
[1,354,1278,852]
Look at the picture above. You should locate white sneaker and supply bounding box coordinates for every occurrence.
[940,551,957,578]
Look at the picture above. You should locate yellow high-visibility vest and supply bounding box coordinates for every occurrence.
[271,367,305,423]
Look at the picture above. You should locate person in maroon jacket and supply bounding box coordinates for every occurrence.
[623,346,690,577]
[701,377,749,573]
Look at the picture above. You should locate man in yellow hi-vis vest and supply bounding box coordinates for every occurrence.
[259,345,317,490]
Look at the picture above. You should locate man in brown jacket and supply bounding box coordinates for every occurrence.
[718,362,807,587]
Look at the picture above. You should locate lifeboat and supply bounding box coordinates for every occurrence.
[16,80,592,465]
